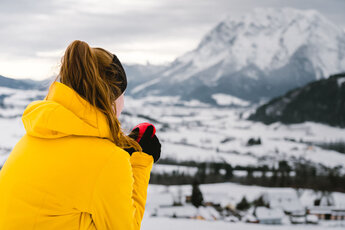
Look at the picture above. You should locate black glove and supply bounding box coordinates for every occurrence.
[124,125,161,163]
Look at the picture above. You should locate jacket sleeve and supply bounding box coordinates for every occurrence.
[130,151,154,224]
[90,150,153,230]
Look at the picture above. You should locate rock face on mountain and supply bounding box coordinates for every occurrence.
[130,8,345,103]
[249,73,345,127]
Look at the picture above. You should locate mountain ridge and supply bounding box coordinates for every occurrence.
[248,72,345,127]
[130,7,345,103]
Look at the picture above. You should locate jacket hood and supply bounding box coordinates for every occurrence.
[22,81,113,141]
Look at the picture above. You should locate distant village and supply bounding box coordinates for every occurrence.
[148,181,345,227]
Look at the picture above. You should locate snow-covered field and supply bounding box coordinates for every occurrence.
[121,95,345,169]
[142,216,345,230]
[141,216,345,230]
[145,183,345,211]
[1,88,345,169]
[141,183,345,229]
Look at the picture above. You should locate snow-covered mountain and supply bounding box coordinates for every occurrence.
[130,8,345,103]
[123,63,167,93]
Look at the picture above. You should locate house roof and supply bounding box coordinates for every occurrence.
[262,189,304,212]
[256,207,285,220]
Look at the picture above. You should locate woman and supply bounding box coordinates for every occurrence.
[0,40,161,229]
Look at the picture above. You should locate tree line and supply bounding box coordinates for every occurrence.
[150,159,345,193]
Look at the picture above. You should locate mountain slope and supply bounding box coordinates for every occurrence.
[123,63,167,93]
[0,75,40,90]
[131,8,345,103]
[248,73,345,127]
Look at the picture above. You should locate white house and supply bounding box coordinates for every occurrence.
[306,192,345,221]
[261,188,305,214]
[255,207,284,225]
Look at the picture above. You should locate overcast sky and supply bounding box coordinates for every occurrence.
[1,0,345,80]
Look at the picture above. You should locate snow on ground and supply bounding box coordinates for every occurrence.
[160,142,258,165]
[211,93,251,106]
[122,95,345,169]
[145,182,345,212]
[141,216,344,230]
[1,90,345,171]
[142,183,345,229]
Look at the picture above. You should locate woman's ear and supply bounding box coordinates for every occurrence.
[114,93,124,118]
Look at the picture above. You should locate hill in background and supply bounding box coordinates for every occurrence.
[249,73,345,127]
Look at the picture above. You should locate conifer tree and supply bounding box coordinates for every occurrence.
[191,180,204,208]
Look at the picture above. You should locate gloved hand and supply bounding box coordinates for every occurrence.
[124,124,161,163]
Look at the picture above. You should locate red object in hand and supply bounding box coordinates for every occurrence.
[132,122,156,142]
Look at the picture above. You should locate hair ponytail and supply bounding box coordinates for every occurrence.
[55,40,142,152]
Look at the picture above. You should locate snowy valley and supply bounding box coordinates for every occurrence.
[1,6,345,229]
[0,85,345,228]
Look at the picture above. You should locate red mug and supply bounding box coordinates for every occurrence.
[132,122,156,142]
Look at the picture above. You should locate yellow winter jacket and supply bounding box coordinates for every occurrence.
[0,81,153,229]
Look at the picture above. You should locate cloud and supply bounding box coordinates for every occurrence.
[0,0,344,79]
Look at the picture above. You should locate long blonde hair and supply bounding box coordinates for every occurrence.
[54,40,142,152]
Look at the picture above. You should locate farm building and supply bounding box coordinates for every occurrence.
[261,189,305,214]
[255,207,284,224]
